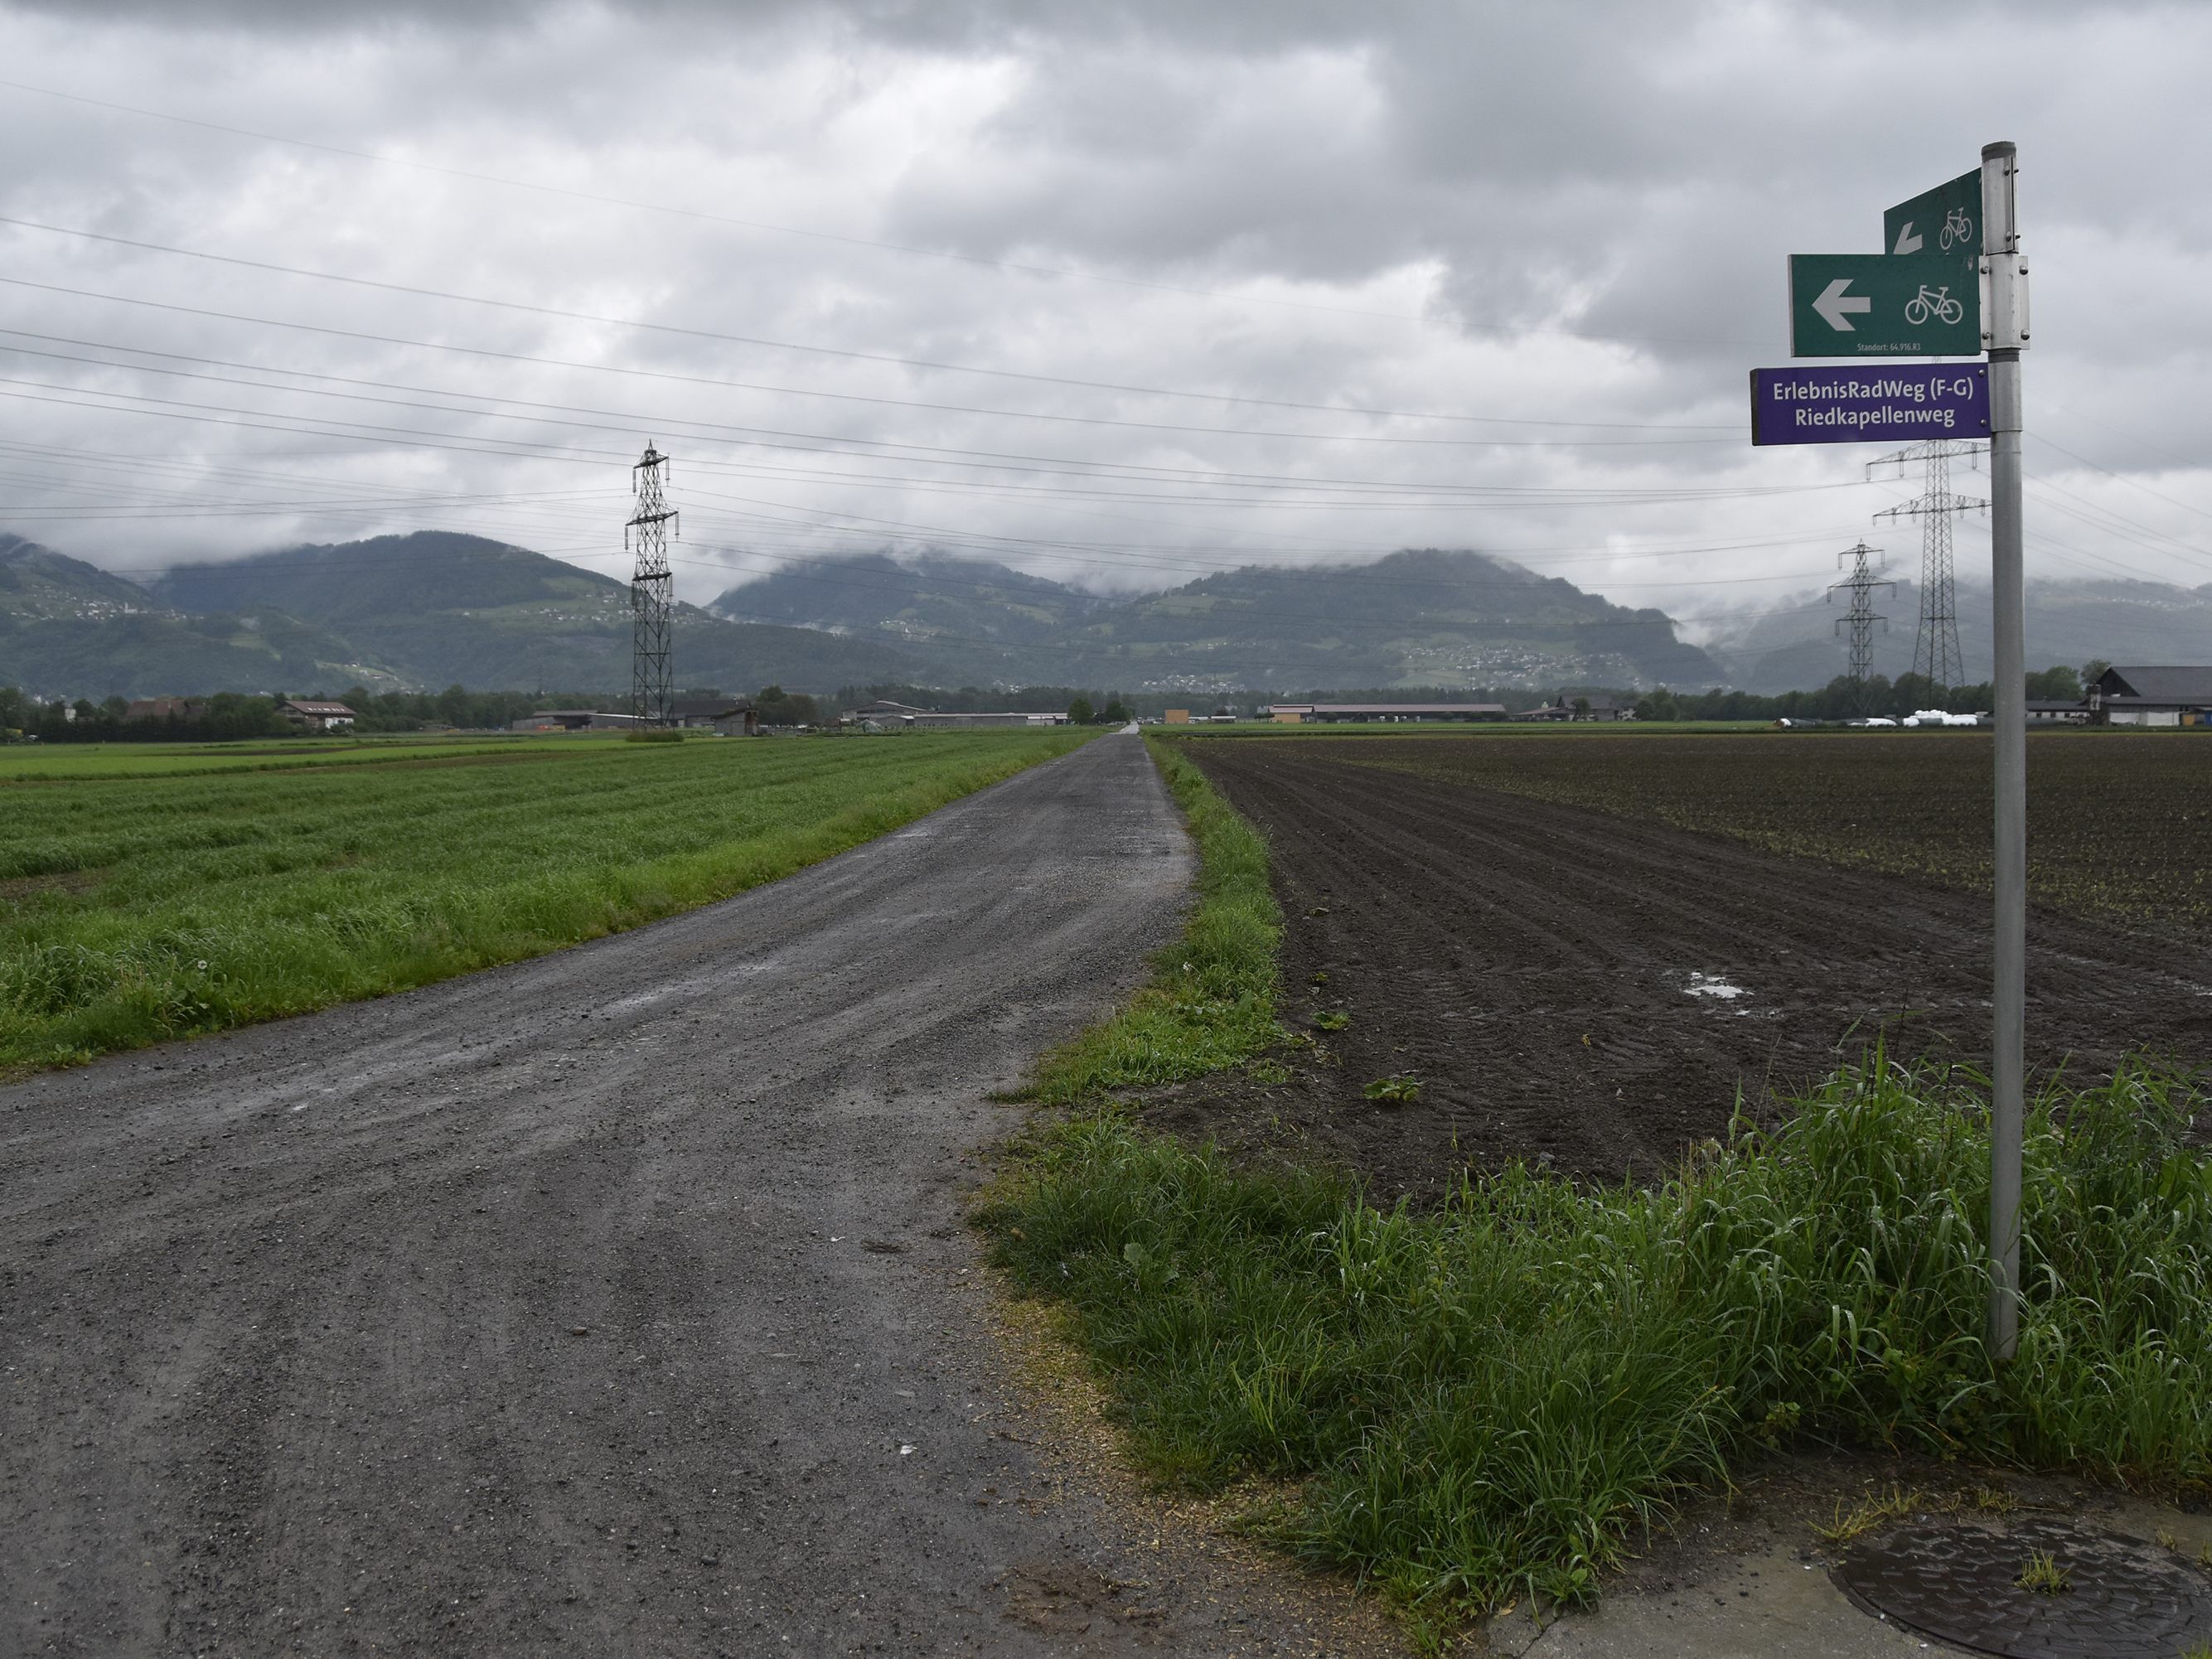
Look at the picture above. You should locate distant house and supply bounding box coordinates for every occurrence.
[123,697,208,723]
[1267,703,1507,724]
[2088,665,2212,728]
[278,699,356,731]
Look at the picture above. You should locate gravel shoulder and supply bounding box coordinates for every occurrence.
[1,733,1401,1658]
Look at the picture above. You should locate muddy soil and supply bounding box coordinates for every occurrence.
[1170,744,2212,1199]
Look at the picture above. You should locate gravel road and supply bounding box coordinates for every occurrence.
[1,734,1388,1658]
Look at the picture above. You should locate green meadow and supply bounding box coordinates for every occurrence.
[1,729,1089,1071]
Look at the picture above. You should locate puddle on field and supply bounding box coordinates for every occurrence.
[1685,972,1746,1001]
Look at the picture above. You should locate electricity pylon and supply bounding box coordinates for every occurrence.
[627,443,679,728]
[1868,440,1987,691]
[1827,542,1895,714]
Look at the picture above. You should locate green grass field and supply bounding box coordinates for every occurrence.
[1,730,1090,1071]
[0,735,540,782]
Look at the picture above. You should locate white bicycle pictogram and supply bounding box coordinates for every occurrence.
[1939,206,1974,252]
[1904,283,1965,326]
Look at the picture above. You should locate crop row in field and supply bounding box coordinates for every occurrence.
[0,734,547,782]
[1,729,1090,1070]
[1232,730,2211,937]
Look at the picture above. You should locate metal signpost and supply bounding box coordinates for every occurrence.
[1750,143,2030,1359]
[1979,142,2029,1361]
[1788,254,1982,356]
[1750,365,1988,446]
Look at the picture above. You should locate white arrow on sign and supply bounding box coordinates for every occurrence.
[1892,220,1923,255]
[1813,278,1872,332]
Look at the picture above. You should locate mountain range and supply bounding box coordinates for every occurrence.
[4,528,2205,701]
[706,546,1723,692]
[0,533,932,700]
[1692,573,2212,692]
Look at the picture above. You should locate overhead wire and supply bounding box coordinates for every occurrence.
[0,278,1740,439]
[0,214,1747,424]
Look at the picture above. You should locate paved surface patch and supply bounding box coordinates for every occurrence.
[2,734,1394,1657]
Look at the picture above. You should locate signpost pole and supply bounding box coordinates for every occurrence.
[1982,139,2027,1361]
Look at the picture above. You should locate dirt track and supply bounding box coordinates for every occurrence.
[0,735,1395,1659]
[1174,743,2212,1197]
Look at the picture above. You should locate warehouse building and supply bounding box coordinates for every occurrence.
[508,709,648,732]
[1512,694,1634,722]
[2087,665,2212,727]
[842,699,1067,729]
[1266,702,1507,723]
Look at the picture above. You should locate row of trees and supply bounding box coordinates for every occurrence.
[0,662,2110,742]
[1629,665,2089,724]
[0,689,300,744]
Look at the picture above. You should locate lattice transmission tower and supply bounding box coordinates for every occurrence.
[1867,440,1987,691]
[1827,542,1895,713]
[627,443,679,727]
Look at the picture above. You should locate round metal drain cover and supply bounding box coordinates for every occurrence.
[1833,1516,2212,1657]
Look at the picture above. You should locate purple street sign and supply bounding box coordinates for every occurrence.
[1750,364,1990,445]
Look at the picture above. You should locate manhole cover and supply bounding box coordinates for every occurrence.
[1833,1516,2212,1657]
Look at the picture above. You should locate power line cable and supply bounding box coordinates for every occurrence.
[0,277,1738,438]
[0,339,1746,506]
[0,214,1746,423]
[0,375,1840,510]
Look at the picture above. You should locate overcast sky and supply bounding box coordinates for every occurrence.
[2,0,2207,638]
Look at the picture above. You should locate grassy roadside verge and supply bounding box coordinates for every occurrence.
[1025,735,1282,1102]
[982,734,2212,1623]
[3,730,1092,1072]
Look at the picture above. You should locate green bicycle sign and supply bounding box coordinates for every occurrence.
[1788,253,1981,357]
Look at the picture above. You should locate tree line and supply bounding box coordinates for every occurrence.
[2,665,2103,742]
[1630,665,2087,724]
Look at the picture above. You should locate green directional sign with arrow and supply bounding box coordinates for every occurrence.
[1885,169,1982,262]
[1788,253,1981,357]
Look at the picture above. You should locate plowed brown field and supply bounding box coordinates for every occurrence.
[1166,738,2212,1200]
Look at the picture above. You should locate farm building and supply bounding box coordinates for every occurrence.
[840,699,1066,729]
[1267,703,1508,723]
[1513,694,1634,722]
[670,694,755,731]
[278,699,356,730]
[508,709,649,733]
[912,711,1068,728]
[2087,665,2212,727]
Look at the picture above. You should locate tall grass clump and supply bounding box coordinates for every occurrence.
[1027,736,1281,1101]
[985,1055,2210,1614]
